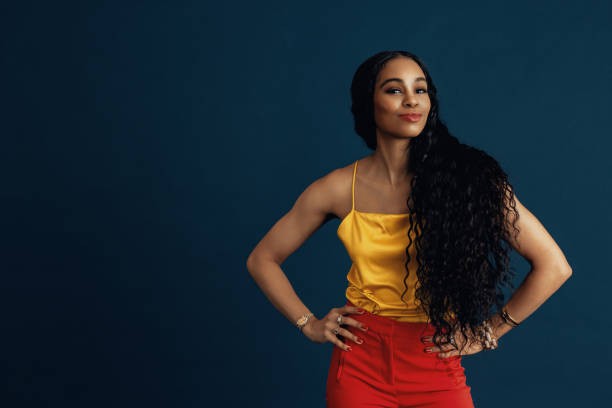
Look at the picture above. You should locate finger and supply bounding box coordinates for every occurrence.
[338,315,369,332]
[324,329,352,351]
[326,320,363,345]
[438,349,460,359]
[428,334,461,346]
[338,326,364,345]
[426,343,456,353]
[341,305,364,315]
[432,334,454,344]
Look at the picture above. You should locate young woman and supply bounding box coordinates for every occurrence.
[246,50,572,407]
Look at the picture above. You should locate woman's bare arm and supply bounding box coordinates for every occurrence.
[488,192,573,339]
[246,169,345,335]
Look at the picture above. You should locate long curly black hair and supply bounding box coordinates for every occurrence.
[350,50,521,354]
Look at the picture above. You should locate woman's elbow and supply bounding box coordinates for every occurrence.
[246,252,258,274]
[561,264,572,277]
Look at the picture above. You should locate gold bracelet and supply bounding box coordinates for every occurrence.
[500,306,520,327]
[296,313,314,332]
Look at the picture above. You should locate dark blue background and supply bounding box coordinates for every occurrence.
[2,1,610,406]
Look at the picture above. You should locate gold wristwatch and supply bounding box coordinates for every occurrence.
[296,312,314,331]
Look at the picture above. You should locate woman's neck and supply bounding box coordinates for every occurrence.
[368,147,412,189]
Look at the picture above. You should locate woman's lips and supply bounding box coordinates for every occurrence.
[399,114,422,122]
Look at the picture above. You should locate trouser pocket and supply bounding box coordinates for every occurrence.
[336,349,346,382]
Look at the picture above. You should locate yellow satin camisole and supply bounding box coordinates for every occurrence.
[337,159,430,323]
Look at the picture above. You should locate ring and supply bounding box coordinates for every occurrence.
[337,315,343,325]
[332,327,340,335]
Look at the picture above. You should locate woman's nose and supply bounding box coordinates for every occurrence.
[403,94,418,106]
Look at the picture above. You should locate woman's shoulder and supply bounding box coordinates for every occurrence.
[318,158,359,192]
[312,159,361,219]
[325,159,356,181]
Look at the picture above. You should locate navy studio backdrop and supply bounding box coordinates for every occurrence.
[3,1,611,407]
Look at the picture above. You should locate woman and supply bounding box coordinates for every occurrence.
[246,51,572,407]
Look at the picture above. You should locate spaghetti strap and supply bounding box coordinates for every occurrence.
[351,160,358,210]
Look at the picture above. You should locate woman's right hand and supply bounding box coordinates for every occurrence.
[303,305,368,351]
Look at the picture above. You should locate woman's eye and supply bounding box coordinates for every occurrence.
[386,88,428,94]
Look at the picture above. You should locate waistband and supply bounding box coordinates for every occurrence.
[346,300,439,339]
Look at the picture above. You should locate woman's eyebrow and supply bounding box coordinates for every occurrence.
[379,77,427,88]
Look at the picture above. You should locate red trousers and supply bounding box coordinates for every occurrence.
[326,301,474,408]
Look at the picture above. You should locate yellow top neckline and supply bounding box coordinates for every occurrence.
[337,159,411,234]
[337,208,410,235]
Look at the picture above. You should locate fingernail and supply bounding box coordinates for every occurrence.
[361,325,368,331]
[347,346,352,351]
[425,348,432,353]
[356,337,363,344]
[358,309,365,314]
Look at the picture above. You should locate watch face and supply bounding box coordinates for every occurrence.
[297,317,306,325]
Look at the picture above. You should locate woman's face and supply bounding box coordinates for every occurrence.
[373,57,431,140]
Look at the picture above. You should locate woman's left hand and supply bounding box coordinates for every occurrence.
[422,329,484,359]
